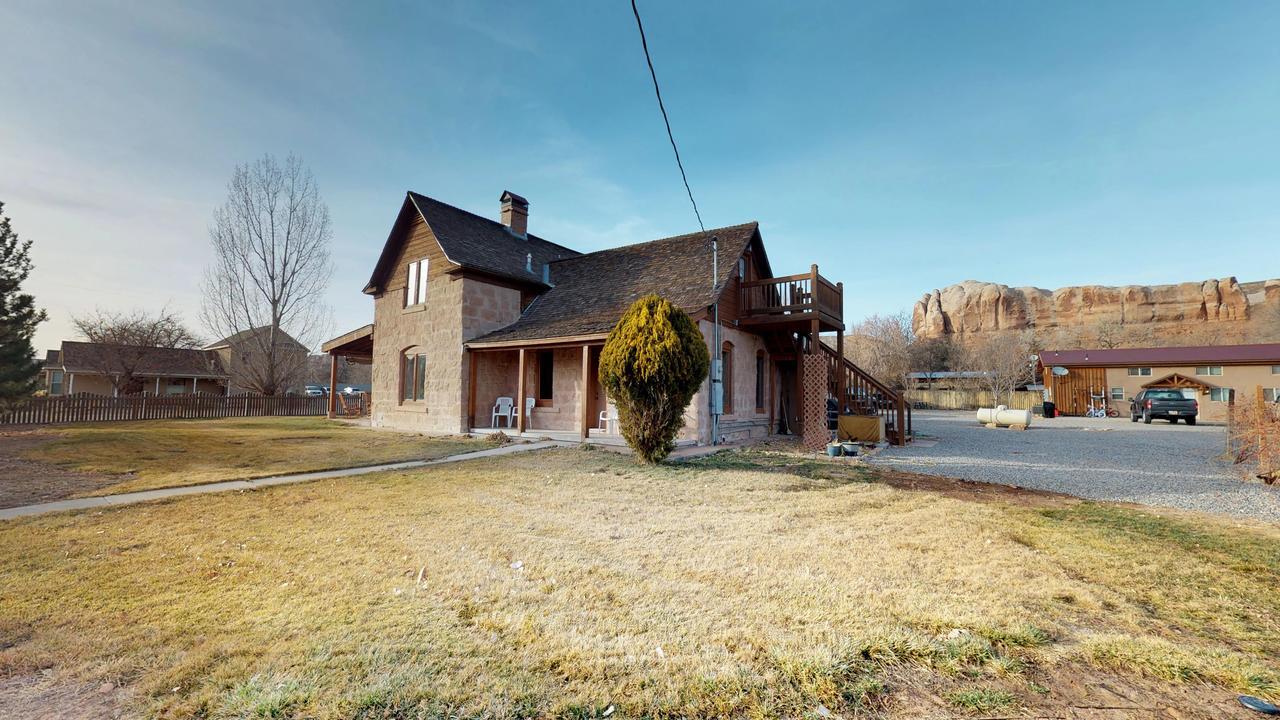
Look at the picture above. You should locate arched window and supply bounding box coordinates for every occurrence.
[401,347,426,403]
[721,341,734,415]
[755,349,767,413]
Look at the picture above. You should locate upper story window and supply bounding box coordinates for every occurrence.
[737,257,746,279]
[404,258,429,307]
[1127,367,1152,377]
[1272,365,1280,375]
[401,348,426,402]
[536,350,554,406]
[1195,366,1223,376]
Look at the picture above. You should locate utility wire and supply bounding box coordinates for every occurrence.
[630,0,706,235]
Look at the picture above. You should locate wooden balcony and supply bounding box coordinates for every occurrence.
[738,264,843,332]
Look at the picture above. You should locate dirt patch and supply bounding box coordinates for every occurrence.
[874,466,1084,509]
[0,431,123,509]
[0,673,131,720]
[885,662,1259,719]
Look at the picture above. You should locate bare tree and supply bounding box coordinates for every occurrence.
[202,155,332,395]
[844,311,915,390]
[71,308,202,395]
[1092,320,1124,349]
[961,330,1037,406]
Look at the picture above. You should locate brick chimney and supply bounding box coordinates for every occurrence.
[500,190,528,238]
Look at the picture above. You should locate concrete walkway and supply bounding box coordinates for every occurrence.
[0,440,567,521]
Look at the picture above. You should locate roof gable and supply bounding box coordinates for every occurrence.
[468,222,761,345]
[364,192,580,294]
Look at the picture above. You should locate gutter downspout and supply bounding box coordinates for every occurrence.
[710,234,720,446]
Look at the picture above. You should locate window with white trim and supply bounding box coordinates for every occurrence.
[401,349,427,402]
[49,371,64,395]
[1209,387,1233,402]
[404,259,429,307]
[1195,366,1223,376]
[1109,387,1124,400]
[1127,367,1152,377]
[1272,365,1280,374]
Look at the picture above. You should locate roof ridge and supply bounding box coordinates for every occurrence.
[548,220,759,265]
[407,191,581,255]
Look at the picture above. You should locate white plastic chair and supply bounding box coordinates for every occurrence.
[491,396,514,427]
[598,403,619,434]
[510,396,535,430]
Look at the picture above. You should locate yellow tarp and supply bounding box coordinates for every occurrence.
[838,415,884,443]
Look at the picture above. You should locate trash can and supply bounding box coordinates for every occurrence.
[1042,401,1056,418]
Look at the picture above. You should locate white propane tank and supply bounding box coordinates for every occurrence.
[976,405,1033,428]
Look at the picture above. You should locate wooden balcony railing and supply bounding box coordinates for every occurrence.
[739,264,842,325]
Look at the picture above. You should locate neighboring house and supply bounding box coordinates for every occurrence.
[1039,343,1280,421]
[204,327,310,395]
[324,190,906,446]
[40,341,230,396]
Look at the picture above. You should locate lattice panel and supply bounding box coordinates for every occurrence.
[801,353,830,450]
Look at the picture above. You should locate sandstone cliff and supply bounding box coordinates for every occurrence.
[912,277,1280,345]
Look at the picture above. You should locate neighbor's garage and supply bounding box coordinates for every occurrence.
[1039,342,1280,422]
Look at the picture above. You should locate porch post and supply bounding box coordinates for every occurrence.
[516,347,527,434]
[155,377,160,395]
[68,373,75,395]
[793,357,803,434]
[467,350,478,431]
[579,344,590,440]
[327,352,338,417]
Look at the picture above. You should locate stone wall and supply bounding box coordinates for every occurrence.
[913,277,1280,345]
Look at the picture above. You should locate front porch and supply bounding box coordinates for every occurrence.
[466,340,613,440]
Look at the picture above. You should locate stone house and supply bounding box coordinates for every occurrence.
[324,190,909,447]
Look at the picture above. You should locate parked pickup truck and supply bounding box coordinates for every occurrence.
[1130,388,1198,425]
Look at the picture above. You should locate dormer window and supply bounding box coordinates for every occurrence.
[405,259,429,307]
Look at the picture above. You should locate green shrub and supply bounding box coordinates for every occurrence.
[599,295,709,463]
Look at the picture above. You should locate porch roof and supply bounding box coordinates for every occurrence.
[467,221,759,346]
[322,324,374,359]
[1141,372,1217,391]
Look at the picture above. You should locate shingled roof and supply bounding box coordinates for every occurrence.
[1040,343,1280,367]
[49,341,229,378]
[468,222,762,346]
[364,192,580,294]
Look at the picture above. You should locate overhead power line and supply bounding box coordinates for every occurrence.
[630,0,706,235]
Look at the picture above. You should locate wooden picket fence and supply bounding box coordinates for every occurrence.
[907,389,1042,411]
[1,393,335,426]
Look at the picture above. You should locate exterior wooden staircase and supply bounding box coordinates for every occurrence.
[819,342,912,446]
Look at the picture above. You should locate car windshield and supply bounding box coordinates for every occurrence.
[1146,390,1187,400]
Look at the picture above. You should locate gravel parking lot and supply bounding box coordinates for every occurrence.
[868,410,1280,522]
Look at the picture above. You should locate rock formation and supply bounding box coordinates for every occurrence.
[912,277,1280,345]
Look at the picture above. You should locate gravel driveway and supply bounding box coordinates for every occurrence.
[868,410,1280,522]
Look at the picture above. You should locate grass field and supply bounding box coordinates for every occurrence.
[1,447,1277,718]
[17,417,482,497]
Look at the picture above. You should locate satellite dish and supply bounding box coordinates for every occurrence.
[1052,366,1070,376]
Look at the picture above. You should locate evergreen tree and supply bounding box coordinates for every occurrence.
[0,202,47,409]
[599,294,709,463]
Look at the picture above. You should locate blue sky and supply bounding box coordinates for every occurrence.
[3,0,1278,351]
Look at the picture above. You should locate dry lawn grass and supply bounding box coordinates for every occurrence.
[1,447,1277,719]
[17,417,481,496]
